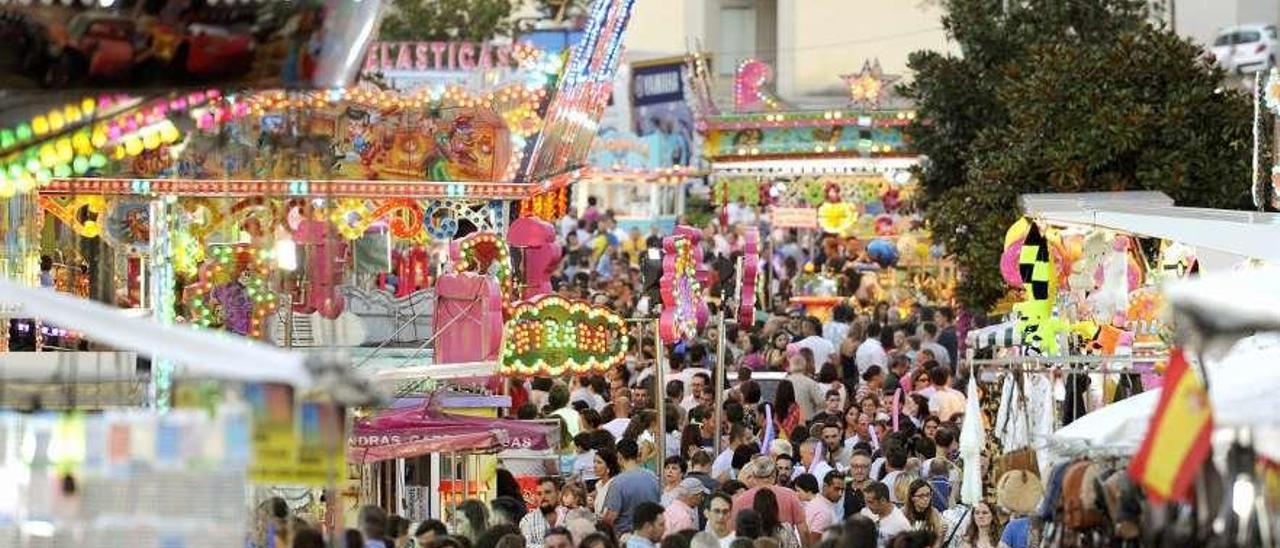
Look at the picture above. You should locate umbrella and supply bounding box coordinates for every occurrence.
[958,375,984,505]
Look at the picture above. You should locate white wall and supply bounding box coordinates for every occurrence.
[785,0,952,97]
[624,0,693,55]
[1175,0,1279,47]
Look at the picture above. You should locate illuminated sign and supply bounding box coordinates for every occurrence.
[500,294,628,377]
[363,41,525,73]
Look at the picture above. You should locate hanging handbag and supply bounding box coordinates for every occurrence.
[995,372,1040,478]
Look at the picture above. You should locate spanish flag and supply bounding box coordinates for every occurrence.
[1129,348,1213,502]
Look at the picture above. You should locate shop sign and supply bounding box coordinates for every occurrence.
[364,41,524,73]
[771,207,819,229]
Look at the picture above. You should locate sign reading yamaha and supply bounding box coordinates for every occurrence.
[632,62,686,106]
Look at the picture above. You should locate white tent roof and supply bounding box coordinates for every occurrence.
[1164,266,1280,337]
[1020,191,1280,263]
[1048,334,1280,458]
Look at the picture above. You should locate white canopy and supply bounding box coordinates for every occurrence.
[0,278,310,387]
[1048,334,1280,458]
[1021,191,1280,265]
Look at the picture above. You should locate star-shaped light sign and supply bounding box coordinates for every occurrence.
[841,59,898,108]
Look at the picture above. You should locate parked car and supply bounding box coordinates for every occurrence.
[1211,23,1278,74]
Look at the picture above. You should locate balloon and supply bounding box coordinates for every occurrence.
[867,238,899,268]
[1001,218,1032,287]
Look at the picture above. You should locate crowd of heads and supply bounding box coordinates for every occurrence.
[261,208,1001,548]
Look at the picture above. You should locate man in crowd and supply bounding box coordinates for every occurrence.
[918,322,951,372]
[855,323,887,376]
[544,527,575,548]
[841,450,874,519]
[794,439,832,487]
[818,421,849,471]
[729,457,811,543]
[628,502,667,548]
[935,307,959,367]
[687,449,720,493]
[705,492,736,548]
[664,478,709,536]
[792,473,825,544]
[712,424,747,482]
[860,482,909,546]
[878,446,909,505]
[359,505,389,548]
[520,477,562,548]
[414,519,448,547]
[786,354,827,422]
[603,396,632,439]
[604,439,661,534]
[810,390,843,426]
[926,365,966,422]
[793,316,835,369]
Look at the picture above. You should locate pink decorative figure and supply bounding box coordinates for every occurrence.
[659,225,711,344]
[293,219,348,319]
[508,217,562,299]
[735,59,782,112]
[433,272,503,364]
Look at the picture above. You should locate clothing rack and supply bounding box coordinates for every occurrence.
[965,353,1167,375]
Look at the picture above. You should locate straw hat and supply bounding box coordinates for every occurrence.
[996,470,1045,515]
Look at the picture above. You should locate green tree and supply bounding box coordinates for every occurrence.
[902,0,1262,311]
[379,0,516,42]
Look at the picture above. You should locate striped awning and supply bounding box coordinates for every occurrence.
[966,321,1021,350]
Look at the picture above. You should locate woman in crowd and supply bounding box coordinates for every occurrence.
[764,332,792,370]
[751,488,801,548]
[957,500,999,548]
[903,479,946,548]
[772,380,802,439]
[592,448,620,517]
[661,455,687,505]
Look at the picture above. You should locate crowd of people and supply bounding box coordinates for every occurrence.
[259,203,1012,548]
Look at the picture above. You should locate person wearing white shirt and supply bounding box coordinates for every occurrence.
[924,365,967,422]
[793,439,833,487]
[602,397,632,441]
[860,481,910,547]
[855,323,888,377]
[823,305,853,354]
[712,424,747,482]
[794,317,836,369]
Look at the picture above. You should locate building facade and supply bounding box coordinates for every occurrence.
[624,0,955,102]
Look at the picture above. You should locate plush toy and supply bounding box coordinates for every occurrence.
[1001,217,1032,288]
[1088,241,1131,327]
[1012,221,1062,354]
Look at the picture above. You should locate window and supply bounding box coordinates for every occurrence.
[718,6,757,76]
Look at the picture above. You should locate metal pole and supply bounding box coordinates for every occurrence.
[654,319,666,467]
[712,305,727,458]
